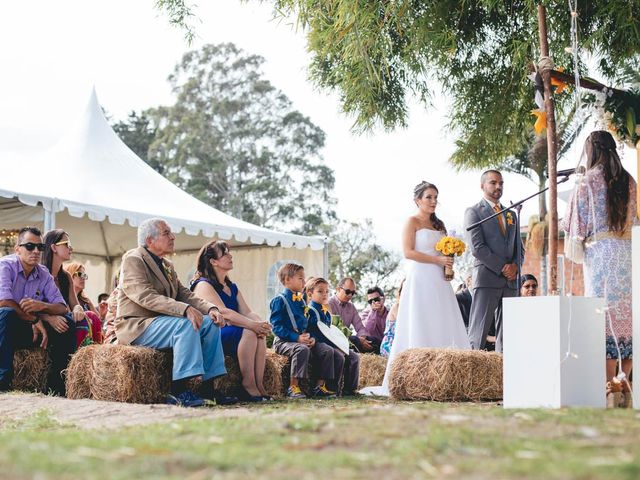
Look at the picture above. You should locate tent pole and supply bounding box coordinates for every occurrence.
[43,206,56,231]
[323,238,329,279]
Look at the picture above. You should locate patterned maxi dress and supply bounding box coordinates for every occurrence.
[561,165,637,359]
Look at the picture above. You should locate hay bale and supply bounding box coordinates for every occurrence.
[66,344,172,403]
[65,344,99,399]
[12,348,50,392]
[263,350,288,398]
[66,345,289,403]
[213,350,289,399]
[388,348,502,401]
[212,356,242,395]
[357,354,387,389]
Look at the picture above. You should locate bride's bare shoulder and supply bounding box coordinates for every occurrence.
[405,215,429,231]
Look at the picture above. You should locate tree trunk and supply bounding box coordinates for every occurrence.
[537,172,548,221]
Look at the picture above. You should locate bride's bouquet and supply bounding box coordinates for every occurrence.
[435,236,466,281]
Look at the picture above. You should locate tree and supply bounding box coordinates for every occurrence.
[328,219,401,302]
[153,2,640,170]
[145,43,336,235]
[112,111,162,174]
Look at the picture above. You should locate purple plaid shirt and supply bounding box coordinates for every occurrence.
[360,305,389,342]
[0,254,65,305]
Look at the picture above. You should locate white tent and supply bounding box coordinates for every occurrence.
[0,89,326,318]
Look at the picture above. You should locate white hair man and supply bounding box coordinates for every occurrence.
[116,218,235,407]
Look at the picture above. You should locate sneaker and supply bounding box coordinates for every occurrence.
[166,390,204,408]
[342,390,361,397]
[213,393,239,406]
[287,385,307,399]
[313,384,337,398]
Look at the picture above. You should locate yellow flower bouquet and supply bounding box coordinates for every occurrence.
[435,236,466,281]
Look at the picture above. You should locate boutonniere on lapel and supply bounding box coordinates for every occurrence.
[505,212,514,226]
[304,306,309,315]
[292,292,303,302]
[321,305,329,315]
[162,261,174,282]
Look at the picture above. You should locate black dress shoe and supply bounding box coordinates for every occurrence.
[236,386,266,403]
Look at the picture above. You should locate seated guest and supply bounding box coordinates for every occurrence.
[42,229,87,326]
[102,275,119,344]
[97,293,109,322]
[455,275,473,329]
[359,286,389,354]
[328,278,373,353]
[0,227,75,395]
[191,240,272,402]
[270,263,336,399]
[65,263,103,347]
[380,280,404,358]
[116,218,233,407]
[520,274,538,297]
[305,277,360,395]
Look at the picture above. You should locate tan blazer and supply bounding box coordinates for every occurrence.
[115,246,216,345]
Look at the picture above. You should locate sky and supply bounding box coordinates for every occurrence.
[1,0,637,253]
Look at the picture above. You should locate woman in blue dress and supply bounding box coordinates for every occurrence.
[191,241,272,401]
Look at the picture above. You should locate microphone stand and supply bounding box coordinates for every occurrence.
[466,175,572,294]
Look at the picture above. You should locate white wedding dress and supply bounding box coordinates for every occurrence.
[361,228,471,396]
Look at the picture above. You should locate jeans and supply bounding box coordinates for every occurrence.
[132,315,226,381]
[0,307,76,395]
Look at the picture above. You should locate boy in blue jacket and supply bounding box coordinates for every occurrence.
[305,277,360,395]
[270,263,336,399]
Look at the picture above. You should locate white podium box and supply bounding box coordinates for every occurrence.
[503,296,605,408]
[633,226,640,410]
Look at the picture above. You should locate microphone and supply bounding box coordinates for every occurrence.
[557,166,586,177]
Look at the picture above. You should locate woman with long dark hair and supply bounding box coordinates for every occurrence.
[362,182,470,396]
[562,130,637,387]
[41,229,84,331]
[191,241,272,401]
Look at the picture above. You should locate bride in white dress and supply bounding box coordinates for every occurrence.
[361,181,471,396]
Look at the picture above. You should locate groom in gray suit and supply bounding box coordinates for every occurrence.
[464,170,524,352]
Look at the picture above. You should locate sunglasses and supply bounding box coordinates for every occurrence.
[341,288,356,296]
[367,296,383,304]
[19,242,46,252]
[74,272,88,280]
[55,240,72,248]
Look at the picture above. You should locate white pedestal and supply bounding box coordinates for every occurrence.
[633,226,640,410]
[503,296,605,408]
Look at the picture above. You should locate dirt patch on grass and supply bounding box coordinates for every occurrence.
[0,393,252,430]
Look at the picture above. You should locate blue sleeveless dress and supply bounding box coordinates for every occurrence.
[191,278,243,356]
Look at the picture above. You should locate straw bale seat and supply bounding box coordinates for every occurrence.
[388,348,503,401]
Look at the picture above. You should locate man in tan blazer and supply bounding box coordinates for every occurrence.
[116,218,230,407]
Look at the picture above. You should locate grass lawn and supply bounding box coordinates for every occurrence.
[1,397,639,479]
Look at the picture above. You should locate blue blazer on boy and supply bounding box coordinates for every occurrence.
[305,300,332,345]
[269,288,308,342]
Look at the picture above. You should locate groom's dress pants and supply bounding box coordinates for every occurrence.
[468,286,517,352]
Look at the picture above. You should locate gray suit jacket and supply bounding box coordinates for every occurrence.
[464,199,524,290]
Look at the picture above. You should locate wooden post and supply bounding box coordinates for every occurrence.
[537,5,560,295]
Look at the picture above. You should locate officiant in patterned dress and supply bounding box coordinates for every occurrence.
[562,130,638,384]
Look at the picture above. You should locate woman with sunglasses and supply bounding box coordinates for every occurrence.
[191,240,272,401]
[41,229,86,334]
[65,262,103,347]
